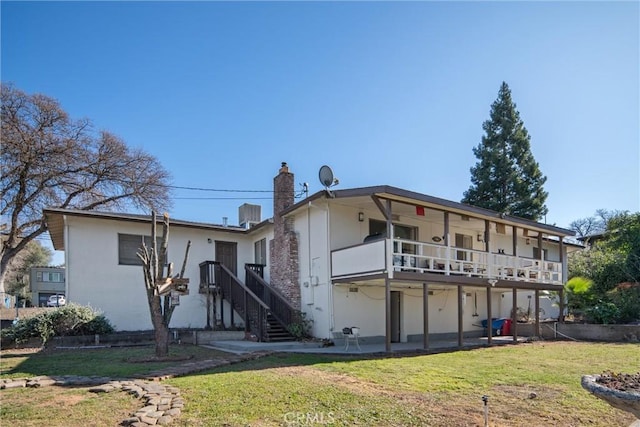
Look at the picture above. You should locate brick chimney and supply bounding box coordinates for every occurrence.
[269,162,300,309]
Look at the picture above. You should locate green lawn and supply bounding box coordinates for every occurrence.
[0,344,228,378]
[1,342,639,426]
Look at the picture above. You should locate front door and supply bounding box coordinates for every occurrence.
[215,241,237,275]
[390,291,402,343]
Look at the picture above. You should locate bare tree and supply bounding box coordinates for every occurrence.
[569,209,623,238]
[137,212,190,358]
[0,83,171,302]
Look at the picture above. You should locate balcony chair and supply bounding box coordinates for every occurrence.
[342,326,361,351]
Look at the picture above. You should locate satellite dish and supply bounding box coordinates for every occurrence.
[319,165,334,188]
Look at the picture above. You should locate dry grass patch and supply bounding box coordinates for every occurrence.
[0,386,138,427]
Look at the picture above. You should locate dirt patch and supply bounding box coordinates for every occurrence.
[493,384,563,400]
[270,366,476,425]
[267,365,635,427]
[51,392,87,406]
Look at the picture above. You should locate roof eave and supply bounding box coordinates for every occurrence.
[282,185,575,237]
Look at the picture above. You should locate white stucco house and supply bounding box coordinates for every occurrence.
[45,162,580,350]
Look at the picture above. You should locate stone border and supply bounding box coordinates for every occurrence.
[1,350,272,426]
[581,374,640,420]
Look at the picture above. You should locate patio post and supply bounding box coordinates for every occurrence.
[444,212,450,275]
[558,288,565,323]
[486,286,492,345]
[457,285,463,348]
[423,282,429,350]
[385,277,391,352]
[385,199,393,353]
[535,289,540,337]
[512,288,518,342]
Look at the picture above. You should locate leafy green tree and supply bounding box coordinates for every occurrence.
[4,241,52,304]
[462,82,548,220]
[568,211,640,323]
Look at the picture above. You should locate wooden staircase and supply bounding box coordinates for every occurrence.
[266,313,295,342]
[199,261,297,342]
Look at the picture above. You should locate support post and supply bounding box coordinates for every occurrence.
[484,220,491,252]
[230,293,235,327]
[444,212,450,275]
[385,277,392,353]
[385,198,393,353]
[423,283,429,350]
[535,289,540,337]
[486,287,492,345]
[512,288,518,342]
[558,288,565,323]
[559,236,566,284]
[457,285,464,348]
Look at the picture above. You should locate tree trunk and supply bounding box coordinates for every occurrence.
[154,317,170,357]
[138,212,190,359]
[0,257,10,307]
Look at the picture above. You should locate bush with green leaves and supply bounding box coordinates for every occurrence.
[1,303,114,344]
[585,300,621,325]
[287,312,313,340]
[564,276,595,318]
[567,211,640,324]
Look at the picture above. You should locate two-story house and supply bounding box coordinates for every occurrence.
[45,163,578,350]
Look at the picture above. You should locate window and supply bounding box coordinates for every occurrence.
[455,233,473,261]
[254,238,267,265]
[369,219,417,254]
[118,234,164,265]
[533,247,548,260]
[36,271,63,282]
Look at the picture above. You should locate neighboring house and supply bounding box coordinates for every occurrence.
[576,232,607,248]
[29,266,65,307]
[45,163,579,350]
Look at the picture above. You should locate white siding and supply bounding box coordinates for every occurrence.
[65,215,255,331]
[294,203,332,339]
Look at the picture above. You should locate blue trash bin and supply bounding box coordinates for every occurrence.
[481,318,506,336]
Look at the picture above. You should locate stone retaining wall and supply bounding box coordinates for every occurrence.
[518,323,640,342]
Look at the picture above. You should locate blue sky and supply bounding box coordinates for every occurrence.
[2,1,639,263]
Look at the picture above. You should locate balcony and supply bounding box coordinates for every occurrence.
[331,238,563,286]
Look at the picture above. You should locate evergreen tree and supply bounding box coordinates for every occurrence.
[462,82,548,221]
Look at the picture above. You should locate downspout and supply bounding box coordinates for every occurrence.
[306,200,334,334]
[326,199,334,333]
[63,215,70,301]
[305,202,315,309]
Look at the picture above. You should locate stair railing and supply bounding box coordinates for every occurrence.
[199,261,270,341]
[244,265,300,333]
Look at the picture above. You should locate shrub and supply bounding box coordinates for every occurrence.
[1,303,114,344]
[609,286,640,324]
[288,312,313,340]
[565,276,596,318]
[585,300,620,325]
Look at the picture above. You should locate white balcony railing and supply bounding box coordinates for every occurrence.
[331,238,563,285]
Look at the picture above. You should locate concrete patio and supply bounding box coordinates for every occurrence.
[202,335,528,355]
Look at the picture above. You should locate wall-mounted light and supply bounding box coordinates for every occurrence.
[477,233,484,242]
[432,236,442,243]
[207,238,212,244]
[358,212,364,222]
[526,238,531,245]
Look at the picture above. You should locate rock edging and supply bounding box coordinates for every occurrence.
[1,350,273,426]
